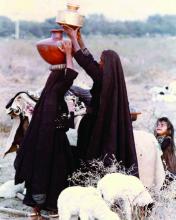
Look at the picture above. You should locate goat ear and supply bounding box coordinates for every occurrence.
[16,96,22,100]
[3,117,21,156]
[3,145,19,158]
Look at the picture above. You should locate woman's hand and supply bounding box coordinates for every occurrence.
[62,40,74,69]
[77,29,85,49]
[62,25,80,40]
[62,25,81,52]
[62,40,72,55]
[77,28,82,41]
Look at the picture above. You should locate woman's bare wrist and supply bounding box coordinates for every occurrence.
[66,53,74,69]
[72,38,81,52]
[79,41,85,49]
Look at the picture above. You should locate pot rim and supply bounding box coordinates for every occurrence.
[50,29,64,33]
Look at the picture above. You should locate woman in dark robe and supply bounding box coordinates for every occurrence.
[63,26,139,176]
[14,41,78,216]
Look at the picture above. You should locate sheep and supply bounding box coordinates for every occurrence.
[133,130,165,191]
[57,186,121,220]
[0,180,24,198]
[149,85,169,102]
[149,82,176,103]
[97,173,153,220]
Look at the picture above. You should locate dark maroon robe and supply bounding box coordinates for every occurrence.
[14,68,78,210]
[74,49,139,176]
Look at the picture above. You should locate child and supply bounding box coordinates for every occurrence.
[154,117,176,180]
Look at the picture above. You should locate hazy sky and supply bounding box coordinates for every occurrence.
[0,0,176,21]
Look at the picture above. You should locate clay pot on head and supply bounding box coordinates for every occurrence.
[36,29,66,65]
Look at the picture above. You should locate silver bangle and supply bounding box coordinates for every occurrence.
[49,64,66,71]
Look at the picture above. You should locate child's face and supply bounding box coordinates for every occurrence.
[155,121,168,136]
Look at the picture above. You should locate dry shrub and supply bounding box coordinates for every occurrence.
[68,156,134,187]
[149,172,176,220]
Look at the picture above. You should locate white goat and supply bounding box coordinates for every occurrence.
[97,173,153,220]
[0,180,24,198]
[57,186,121,220]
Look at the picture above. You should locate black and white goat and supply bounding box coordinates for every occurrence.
[3,91,38,157]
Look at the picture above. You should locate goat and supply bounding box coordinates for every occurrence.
[57,186,121,220]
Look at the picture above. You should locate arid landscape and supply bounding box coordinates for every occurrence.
[0,35,176,219]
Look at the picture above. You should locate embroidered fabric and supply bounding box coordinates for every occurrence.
[55,113,69,130]
[157,136,165,145]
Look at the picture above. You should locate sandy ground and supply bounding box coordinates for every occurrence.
[0,133,31,219]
